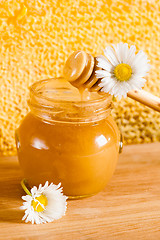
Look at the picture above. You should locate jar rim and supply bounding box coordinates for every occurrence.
[29,78,112,123]
[29,77,110,105]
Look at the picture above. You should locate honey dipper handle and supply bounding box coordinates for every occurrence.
[127,89,160,112]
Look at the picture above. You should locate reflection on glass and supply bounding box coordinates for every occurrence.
[31,138,49,150]
[95,135,110,147]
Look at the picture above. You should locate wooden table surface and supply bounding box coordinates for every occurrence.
[0,143,160,240]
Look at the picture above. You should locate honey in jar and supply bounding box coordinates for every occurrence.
[16,78,120,198]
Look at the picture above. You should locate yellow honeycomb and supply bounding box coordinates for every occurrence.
[0,0,160,155]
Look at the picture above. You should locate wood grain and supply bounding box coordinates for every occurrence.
[0,143,160,240]
[127,89,160,112]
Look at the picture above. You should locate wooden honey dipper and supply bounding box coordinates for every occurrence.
[63,51,160,112]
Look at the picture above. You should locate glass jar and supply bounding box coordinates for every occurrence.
[16,78,121,199]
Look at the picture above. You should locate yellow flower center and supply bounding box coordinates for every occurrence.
[32,195,48,212]
[114,63,132,81]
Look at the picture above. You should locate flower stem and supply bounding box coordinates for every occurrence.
[112,96,116,102]
[21,179,32,196]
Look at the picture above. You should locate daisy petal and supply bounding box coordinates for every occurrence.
[95,69,111,78]
[126,45,136,65]
[122,43,129,63]
[31,186,37,195]
[21,181,67,224]
[96,55,113,71]
[22,195,32,201]
[132,50,148,67]
[112,43,121,63]
[104,46,119,65]
[96,42,150,99]
[100,79,117,93]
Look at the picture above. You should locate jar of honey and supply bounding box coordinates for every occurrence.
[16,78,121,199]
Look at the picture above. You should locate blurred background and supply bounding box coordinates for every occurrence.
[0,0,160,156]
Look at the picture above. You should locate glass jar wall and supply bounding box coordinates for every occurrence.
[16,78,120,199]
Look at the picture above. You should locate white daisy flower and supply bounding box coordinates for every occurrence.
[96,42,151,99]
[20,180,67,224]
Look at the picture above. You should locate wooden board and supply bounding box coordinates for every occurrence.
[0,143,160,240]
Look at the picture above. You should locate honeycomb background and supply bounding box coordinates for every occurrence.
[0,0,160,155]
